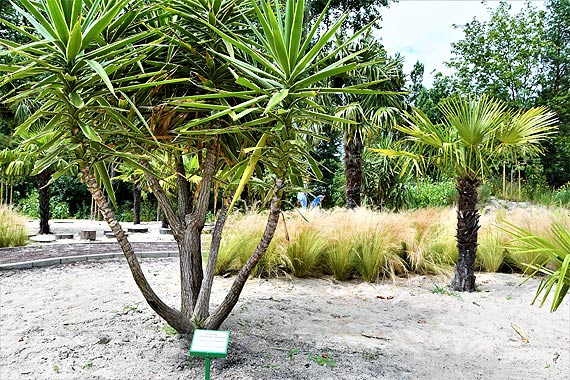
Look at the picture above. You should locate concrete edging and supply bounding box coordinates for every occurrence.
[0,251,179,271]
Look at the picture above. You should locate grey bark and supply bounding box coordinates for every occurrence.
[80,166,193,333]
[205,178,284,330]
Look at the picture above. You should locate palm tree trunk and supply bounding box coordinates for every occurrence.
[133,183,141,224]
[205,179,284,330]
[37,169,53,234]
[452,176,481,292]
[344,132,363,209]
[80,166,193,333]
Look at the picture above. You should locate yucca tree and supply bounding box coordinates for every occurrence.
[0,0,205,332]
[376,95,557,291]
[173,0,393,327]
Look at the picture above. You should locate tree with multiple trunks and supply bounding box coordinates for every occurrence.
[376,95,557,291]
[1,0,388,332]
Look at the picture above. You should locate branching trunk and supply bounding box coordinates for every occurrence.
[133,183,141,225]
[193,197,230,324]
[37,169,52,234]
[452,176,481,292]
[183,141,217,316]
[344,132,363,209]
[80,166,193,333]
[205,179,284,330]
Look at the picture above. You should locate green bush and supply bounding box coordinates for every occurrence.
[554,183,570,206]
[404,179,457,209]
[0,206,27,247]
[16,190,70,219]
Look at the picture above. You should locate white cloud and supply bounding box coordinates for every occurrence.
[376,0,544,87]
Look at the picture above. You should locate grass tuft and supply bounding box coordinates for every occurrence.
[0,206,28,248]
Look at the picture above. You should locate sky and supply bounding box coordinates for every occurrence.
[377,0,545,87]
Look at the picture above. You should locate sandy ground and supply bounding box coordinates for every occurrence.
[1,257,568,380]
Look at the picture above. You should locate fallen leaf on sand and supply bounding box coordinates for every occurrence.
[511,323,529,344]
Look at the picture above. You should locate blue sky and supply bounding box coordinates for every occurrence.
[377,0,545,86]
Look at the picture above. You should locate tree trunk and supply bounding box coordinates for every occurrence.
[452,176,481,292]
[193,198,230,324]
[133,183,141,225]
[205,179,284,330]
[37,169,52,234]
[80,166,194,333]
[182,142,217,317]
[343,132,363,209]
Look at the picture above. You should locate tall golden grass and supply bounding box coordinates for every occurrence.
[0,206,28,248]
[214,206,570,282]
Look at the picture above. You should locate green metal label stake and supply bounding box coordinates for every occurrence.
[189,329,230,380]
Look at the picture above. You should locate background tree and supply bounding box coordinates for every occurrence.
[538,0,570,187]
[305,0,391,31]
[446,1,545,108]
[332,34,406,209]
[377,95,557,291]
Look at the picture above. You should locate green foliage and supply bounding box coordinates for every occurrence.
[354,232,405,282]
[500,221,570,312]
[325,237,357,281]
[162,324,178,337]
[0,206,27,247]
[446,1,545,107]
[477,231,507,272]
[285,227,327,277]
[307,353,336,368]
[554,182,570,206]
[404,179,457,209]
[16,190,70,219]
[432,284,462,300]
[403,209,457,275]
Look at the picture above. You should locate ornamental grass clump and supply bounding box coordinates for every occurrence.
[500,208,560,272]
[402,208,456,275]
[0,206,27,248]
[477,230,508,272]
[285,226,327,278]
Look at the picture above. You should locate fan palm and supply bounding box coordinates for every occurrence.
[332,34,406,209]
[376,95,557,291]
[499,221,570,312]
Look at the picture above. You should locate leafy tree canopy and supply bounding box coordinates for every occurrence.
[446,1,545,108]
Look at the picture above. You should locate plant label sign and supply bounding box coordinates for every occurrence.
[190,329,230,358]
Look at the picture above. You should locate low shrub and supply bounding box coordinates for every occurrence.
[404,179,457,209]
[0,206,28,248]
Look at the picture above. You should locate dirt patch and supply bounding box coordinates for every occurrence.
[0,258,568,379]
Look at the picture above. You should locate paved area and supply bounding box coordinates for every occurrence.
[0,219,179,267]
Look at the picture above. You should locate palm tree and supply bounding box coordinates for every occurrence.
[331,34,406,209]
[0,0,201,332]
[376,95,557,291]
[499,221,570,312]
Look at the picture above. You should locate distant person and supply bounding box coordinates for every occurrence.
[297,192,308,209]
[310,195,325,208]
